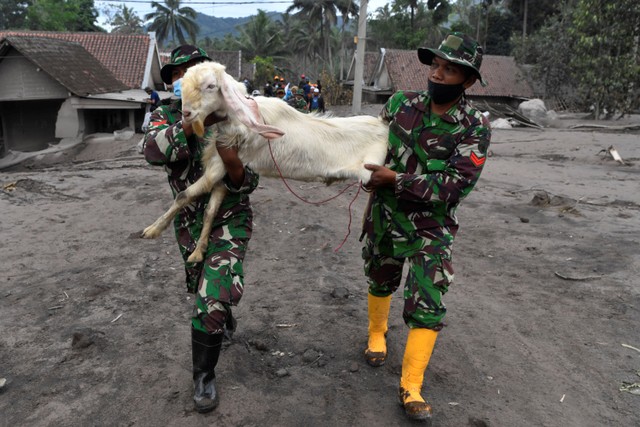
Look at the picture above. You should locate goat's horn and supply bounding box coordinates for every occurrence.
[192,119,205,137]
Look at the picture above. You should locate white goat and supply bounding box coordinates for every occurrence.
[142,61,388,262]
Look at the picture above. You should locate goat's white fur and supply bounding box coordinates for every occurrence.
[142,61,388,262]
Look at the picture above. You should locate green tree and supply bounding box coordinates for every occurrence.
[71,0,100,31]
[484,6,517,54]
[285,17,320,72]
[287,0,345,72]
[25,0,101,31]
[369,1,448,50]
[110,5,143,34]
[233,9,286,60]
[145,0,199,47]
[0,0,30,29]
[507,0,561,39]
[251,55,276,88]
[335,0,359,80]
[373,3,394,21]
[392,0,420,30]
[569,0,640,117]
[511,5,574,102]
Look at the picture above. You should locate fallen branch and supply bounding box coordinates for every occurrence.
[71,156,144,167]
[621,343,640,354]
[554,272,603,281]
[570,123,640,131]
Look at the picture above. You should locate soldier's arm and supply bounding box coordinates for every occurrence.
[143,107,194,166]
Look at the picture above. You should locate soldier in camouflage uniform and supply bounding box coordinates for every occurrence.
[143,45,260,414]
[288,88,309,113]
[360,32,491,422]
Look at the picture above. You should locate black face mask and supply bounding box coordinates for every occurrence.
[428,80,465,105]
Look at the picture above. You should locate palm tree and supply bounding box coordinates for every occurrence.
[335,0,359,80]
[287,0,341,71]
[287,18,324,73]
[145,0,199,47]
[233,9,287,60]
[374,3,394,20]
[393,0,420,30]
[111,5,143,34]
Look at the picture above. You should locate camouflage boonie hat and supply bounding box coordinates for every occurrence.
[161,45,211,84]
[418,32,487,87]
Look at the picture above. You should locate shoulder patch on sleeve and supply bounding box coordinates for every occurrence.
[470,151,486,167]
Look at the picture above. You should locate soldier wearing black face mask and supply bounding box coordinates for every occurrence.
[361,32,491,423]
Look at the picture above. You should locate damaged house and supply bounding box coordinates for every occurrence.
[347,48,534,109]
[0,31,165,157]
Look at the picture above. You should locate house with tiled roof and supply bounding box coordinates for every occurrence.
[0,30,164,90]
[347,48,534,106]
[0,32,166,156]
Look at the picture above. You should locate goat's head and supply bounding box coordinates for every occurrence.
[181,61,285,139]
[181,62,228,136]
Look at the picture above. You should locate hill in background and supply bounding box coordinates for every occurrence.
[194,11,282,39]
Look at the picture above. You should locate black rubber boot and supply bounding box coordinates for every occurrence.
[223,307,237,341]
[192,327,223,413]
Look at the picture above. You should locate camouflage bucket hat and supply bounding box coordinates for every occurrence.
[161,45,211,84]
[417,32,487,87]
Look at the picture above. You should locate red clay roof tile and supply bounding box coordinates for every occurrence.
[0,30,150,88]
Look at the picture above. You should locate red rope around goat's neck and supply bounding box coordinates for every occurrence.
[267,139,362,252]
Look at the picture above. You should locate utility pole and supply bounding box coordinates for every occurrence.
[522,0,528,42]
[352,0,368,115]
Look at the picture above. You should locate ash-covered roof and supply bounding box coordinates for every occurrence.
[383,49,534,98]
[0,31,151,88]
[0,36,128,96]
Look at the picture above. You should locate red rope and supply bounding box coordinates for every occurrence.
[267,139,362,252]
[332,183,362,252]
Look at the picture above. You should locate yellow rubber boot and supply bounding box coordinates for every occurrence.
[364,294,392,367]
[398,328,438,422]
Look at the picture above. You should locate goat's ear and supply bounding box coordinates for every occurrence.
[220,73,285,139]
[258,130,286,139]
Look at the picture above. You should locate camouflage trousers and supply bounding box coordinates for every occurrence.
[176,212,252,335]
[362,233,454,330]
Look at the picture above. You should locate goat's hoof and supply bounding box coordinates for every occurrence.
[141,225,161,239]
[187,251,204,263]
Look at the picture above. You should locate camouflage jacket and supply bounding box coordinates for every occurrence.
[143,100,259,262]
[288,97,309,113]
[361,91,491,257]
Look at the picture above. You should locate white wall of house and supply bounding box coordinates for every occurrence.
[0,50,69,101]
[55,98,82,139]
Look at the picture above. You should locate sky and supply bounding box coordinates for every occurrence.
[97,0,391,27]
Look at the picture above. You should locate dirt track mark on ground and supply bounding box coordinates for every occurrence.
[1,178,87,204]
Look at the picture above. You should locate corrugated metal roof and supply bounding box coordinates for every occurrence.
[383,49,534,98]
[0,30,151,88]
[0,36,128,96]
